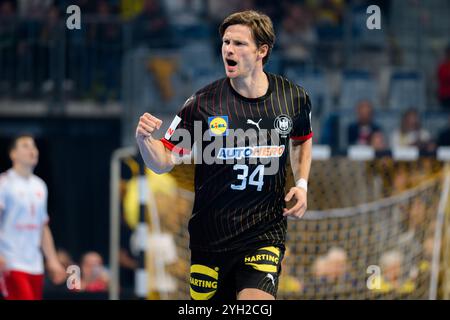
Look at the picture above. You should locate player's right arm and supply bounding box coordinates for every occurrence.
[0,255,5,272]
[136,113,175,174]
[0,174,6,272]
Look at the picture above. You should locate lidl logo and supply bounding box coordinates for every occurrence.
[208,116,228,136]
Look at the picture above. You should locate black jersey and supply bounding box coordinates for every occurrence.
[160,72,313,252]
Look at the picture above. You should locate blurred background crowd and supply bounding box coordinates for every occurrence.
[0,0,449,149]
[1,0,450,299]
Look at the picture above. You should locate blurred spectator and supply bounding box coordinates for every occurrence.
[17,0,53,19]
[324,247,348,282]
[375,250,415,294]
[380,250,402,289]
[16,9,43,96]
[278,3,317,66]
[392,165,409,194]
[306,0,345,65]
[131,0,173,48]
[312,255,328,279]
[164,0,204,27]
[208,0,255,22]
[312,247,348,283]
[80,251,109,292]
[65,3,91,100]
[278,247,303,294]
[312,0,344,28]
[422,236,434,263]
[120,0,145,21]
[437,44,450,109]
[92,0,122,102]
[409,198,427,232]
[147,56,178,102]
[348,0,385,46]
[39,5,64,95]
[255,0,283,27]
[390,109,432,151]
[320,113,340,152]
[0,1,16,95]
[437,115,450,146]
[347,100,381,146]
[370,130,388,152]
[59,0,96,14]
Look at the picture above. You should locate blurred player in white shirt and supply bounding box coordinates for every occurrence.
[0,134,66,300]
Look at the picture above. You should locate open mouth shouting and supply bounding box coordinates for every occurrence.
[225,58,238,73]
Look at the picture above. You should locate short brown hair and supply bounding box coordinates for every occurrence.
[8,133,35,153]
[219,10,275,65]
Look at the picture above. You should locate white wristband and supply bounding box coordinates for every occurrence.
[295,178,308,192]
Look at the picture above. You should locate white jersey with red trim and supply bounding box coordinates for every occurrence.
[0,169,49,274]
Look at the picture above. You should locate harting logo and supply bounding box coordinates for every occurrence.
[244,254,279,264]
[244,246,280,273]
[190,264,219,300]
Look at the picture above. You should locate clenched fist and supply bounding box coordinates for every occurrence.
[136,113,163,140]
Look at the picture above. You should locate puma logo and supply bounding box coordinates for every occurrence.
[266,273,275,286]
[247,118,262,131]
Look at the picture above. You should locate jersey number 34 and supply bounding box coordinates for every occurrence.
[231,164,264,191]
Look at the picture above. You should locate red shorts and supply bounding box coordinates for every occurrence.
[1,270,44,300]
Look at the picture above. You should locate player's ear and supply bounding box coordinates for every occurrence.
[258,44,269,61]
[9,149,16,162]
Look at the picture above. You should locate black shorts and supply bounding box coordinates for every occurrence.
[189,245,284,300]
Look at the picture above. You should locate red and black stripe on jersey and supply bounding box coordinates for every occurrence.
[160,72,313,253]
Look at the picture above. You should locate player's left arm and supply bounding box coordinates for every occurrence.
[283,138,312,218]
[0,175,7,272]
[283,88,313,219]
[41,224,66,284]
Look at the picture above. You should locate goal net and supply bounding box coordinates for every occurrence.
[116,156,449,300]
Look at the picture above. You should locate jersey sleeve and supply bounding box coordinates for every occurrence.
[40,180,50,225]
[160,95,196,156]
[0,173,6,211]
[290,88,313,142]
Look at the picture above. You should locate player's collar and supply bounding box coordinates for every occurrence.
[227,71,273,103]
[9,168,33,181]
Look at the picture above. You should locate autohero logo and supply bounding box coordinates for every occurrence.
[217,145,285,160]
[168,120,289,175]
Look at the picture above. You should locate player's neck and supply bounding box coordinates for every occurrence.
[230,68,268,99]
[12,164,33,178]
